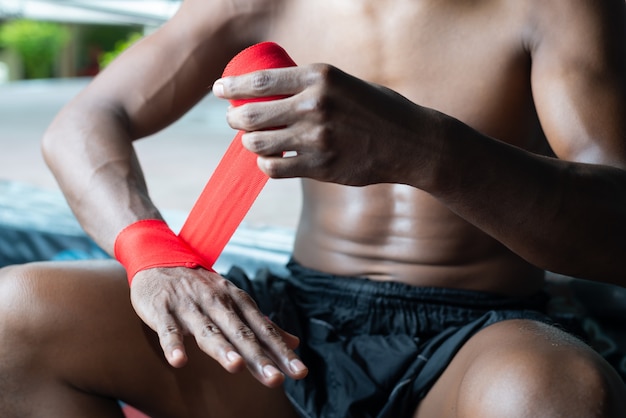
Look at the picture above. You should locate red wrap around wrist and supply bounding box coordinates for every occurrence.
[114,219,212,284]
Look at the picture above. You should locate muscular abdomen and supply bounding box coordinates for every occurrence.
[292,180,544,296]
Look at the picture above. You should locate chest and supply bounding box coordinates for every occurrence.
[267,0,541,144]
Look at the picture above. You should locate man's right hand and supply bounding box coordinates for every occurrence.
[129,266,308,388]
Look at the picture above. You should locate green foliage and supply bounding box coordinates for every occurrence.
[0,20,70,79]
[99,32,143,69]
[83,25,142,52]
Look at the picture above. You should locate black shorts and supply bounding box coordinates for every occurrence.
[225,259,554,418]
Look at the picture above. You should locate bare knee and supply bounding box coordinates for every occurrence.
[457,321,626,418]
[0,263,57,411]
[0,263,45,337]
[0,261,133,417]
[0,263,69,361]
[0,260,128,361]
[0,262,68,330]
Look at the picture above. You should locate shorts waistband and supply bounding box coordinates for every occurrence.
[287,260,548,333]
[286,259,548,313]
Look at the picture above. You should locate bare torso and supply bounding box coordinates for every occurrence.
[264,0,546,294]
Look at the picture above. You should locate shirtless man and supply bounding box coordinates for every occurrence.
[0,0,625,416]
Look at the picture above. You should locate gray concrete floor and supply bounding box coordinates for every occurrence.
[0,78,301,229]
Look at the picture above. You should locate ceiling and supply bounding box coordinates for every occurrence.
[0,0,182,26]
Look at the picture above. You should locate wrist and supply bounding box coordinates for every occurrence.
[114,219,213,285]
[403,106,453,192]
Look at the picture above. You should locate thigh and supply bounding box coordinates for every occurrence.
[414,319,626,418]
[0,260,298,418]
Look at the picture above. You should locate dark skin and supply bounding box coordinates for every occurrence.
[0,0,621,416]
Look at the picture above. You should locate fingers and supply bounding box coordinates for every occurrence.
[132,268,308,388]
[130,272,190,368]
[181,310,245,373]
[212,309,288,387]
[153,313,189,368]
[228,99,296,132]
[267,316,300,350]
[223,84,329,132]
[241,126,329,179]
[164,281,307,387]
[236,298,308,380]
[195,288,308,387]
[213,66,316,100]
[214,64,336,133]
[156,303,304,387]
[241,129,295,156]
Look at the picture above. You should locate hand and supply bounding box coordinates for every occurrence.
[213,64,443,188]
[129,266,308,387]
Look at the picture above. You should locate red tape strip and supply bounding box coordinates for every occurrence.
[178,42,297,266]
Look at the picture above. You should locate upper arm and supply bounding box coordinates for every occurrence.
[530,0,626,168]
[76,0,278,139]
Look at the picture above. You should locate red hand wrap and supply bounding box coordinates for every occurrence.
[114,219,212,284]
[178,42,297,266]
[114,43,296,284]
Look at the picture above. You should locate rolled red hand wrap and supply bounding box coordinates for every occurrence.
[114,43,296,284]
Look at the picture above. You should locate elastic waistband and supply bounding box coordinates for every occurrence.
[286,259,548,312]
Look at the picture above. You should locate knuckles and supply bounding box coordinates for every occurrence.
[305,63,337,88]
[260,323,282,340]
[242,132,270,154]
[199,322,222,338]
[251,70,274,94]
[260,158,286,178]
[233,103,264,129]
[235,324,256,341]
[160,324,183,338]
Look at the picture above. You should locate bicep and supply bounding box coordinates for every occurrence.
[530,0,626,169]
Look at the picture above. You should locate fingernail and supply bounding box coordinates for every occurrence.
[263,364,281,378]
[226,351,241,363]
[212,80,224,97]
[171,348,184,361]
[290,359,306,373]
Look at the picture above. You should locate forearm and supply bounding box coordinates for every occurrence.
[42,102,162,255]
[425,117,626,284]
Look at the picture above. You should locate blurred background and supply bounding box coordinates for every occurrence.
[0,0,181,81]
[0,0,302,229]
